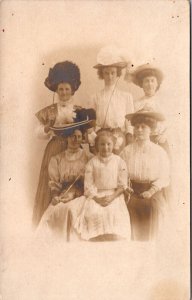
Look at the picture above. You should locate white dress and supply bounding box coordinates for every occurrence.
[73,154,131,240]
[36,148,90,241]
[91,86,134,134]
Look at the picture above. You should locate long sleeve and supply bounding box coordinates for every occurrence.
[152,148,170,190]
[35,122,51,139]
[48,155,62,194]
[84,159,98,198]
[125,93,134,134]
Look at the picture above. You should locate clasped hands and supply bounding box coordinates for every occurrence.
[93,194,114,207]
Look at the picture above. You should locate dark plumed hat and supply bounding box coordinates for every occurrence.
[44,61,81,92]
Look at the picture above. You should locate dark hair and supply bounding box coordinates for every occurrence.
[131,115,157,130]
[95,130,116,152]
[97,66,122,80]
[136,69,162,90]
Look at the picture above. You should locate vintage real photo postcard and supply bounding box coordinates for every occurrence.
[0,1,190,299]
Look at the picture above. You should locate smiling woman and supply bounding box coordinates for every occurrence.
[32,61,96,227]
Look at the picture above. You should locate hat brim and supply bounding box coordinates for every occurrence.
[50,119,93,136]
[93,62,127,69]
[131,65,164,87]
[126,111,165,122]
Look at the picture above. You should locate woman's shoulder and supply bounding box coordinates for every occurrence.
[35,103,57,123]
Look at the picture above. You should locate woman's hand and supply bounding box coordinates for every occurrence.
[51,196,60,206]
[124,187,134,196]
[60,191,75,203]
[93,195,114,207]
[140,191,152,199]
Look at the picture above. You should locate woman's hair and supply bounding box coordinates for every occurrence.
[131,115,157,130]
[136,69,161,90]
[97,67,122,79]
[95,130,116,152]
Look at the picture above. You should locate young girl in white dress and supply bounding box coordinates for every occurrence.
[73,130,131,241]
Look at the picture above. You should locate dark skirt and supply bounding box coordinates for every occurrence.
[32,136,67,227]
[128,181,166,241]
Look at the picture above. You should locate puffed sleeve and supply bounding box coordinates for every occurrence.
[125,93,134,134]
[48,155,62,194]
[152,148,170,190]
[117,157,128,189]
[84,159,98,198]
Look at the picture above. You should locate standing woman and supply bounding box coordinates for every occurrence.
[88,46,134,154]
[129,63,169,153]
[121,109,170,241]
[33,61,83,226]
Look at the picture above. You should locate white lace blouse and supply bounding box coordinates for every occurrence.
[120,141,170,190]
[91,87,134,134]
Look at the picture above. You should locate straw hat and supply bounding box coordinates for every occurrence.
[50,108,96,136]
[93,45,128,69]
[126,107,165,122]
[130,63,164,87]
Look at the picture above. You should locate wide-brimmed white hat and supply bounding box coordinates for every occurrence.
[93,45,128,69]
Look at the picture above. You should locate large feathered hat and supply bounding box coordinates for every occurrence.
[93,45,128,69]
[44,61,81,92]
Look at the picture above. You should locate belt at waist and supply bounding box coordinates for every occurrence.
[131,181,152,194]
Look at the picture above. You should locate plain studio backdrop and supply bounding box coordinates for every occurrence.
[0,1,190,300]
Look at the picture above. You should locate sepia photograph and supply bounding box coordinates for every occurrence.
[0,1,190,299]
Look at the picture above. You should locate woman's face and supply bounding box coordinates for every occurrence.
[134,123,151,141]
[56,82,73,104]
[142,76,158,97]
[98,136,114,157]
[67,130,83,150]
[102,67,118,86]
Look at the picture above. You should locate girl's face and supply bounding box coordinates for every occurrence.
[98,136,114,157]
[56,82,73,105]
[102,67,118,86]
[67,130,83,150]
[142,76,158,97]
[134,123,151,141]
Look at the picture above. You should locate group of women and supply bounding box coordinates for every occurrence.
[32,46,170,242]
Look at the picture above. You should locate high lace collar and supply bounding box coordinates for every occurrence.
[65,148,83,161]
[57,97,74,108]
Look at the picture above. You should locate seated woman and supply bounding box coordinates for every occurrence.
[73,130,131,241]
[128,63,169,154]
[120,109,170,241]
[33,61,95,226]
[36,126,93,241]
